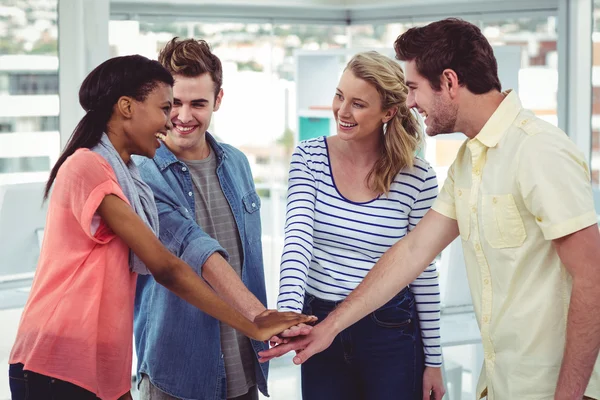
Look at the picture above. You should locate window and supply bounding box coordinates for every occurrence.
[0,2,59,398]
[0,0,59,184]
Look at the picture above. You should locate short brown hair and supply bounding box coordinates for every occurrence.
[158,37,223,98]
[394,18,501,94]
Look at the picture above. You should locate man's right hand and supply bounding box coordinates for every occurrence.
[251,310,317,342]
[257,320,336,364]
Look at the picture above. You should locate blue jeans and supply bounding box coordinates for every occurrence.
[301,288,424,400]
[9,363,100,400]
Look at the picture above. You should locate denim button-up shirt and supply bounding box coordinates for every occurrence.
[133,133,269,400]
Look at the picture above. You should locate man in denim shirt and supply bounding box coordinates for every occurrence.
[133,38,270,400]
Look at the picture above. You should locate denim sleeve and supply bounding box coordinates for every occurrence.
[156,201,229,274]
[135,156,229,274]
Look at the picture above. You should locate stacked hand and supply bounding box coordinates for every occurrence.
[251,309,317,342]
[258,320,336,364]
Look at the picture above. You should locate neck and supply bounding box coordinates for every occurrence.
[165,132,211,160]
[458,91,506,139]
[105,127,131,164]
[334,131,383,167]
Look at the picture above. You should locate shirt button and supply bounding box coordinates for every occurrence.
[185,208,189,213]
[474,169,480,176]
[188,191,193,197]
[492,197,498,204]
[252,202,256,208]
[475,243,481,251]
[536,216,543,222]
[484,279,490,285]
[457,190,462,196]
[483,316,489,323]
[471,206,476,213]
[182,167,187,172]
[520,119,528,126]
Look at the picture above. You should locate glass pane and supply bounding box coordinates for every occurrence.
[0,0,60,186]
[0,2,59,397]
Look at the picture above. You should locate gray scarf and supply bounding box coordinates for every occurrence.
[91,133,158,275]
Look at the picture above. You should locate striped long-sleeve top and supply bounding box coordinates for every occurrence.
[277,136,442,367]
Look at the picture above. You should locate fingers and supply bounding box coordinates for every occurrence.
[287,312,318,324]
[434,385,446,400]
[257,338,307,363]
[292,342,318,365]
[422,388,430,400]
[281,323,313,338]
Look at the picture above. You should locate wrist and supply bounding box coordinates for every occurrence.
[251,306,268,322]
[320,313,343,337]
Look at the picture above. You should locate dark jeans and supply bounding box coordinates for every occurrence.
[9,363,100,400]
[301,288,424,400]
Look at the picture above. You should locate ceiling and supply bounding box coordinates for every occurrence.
[109,0,558,24]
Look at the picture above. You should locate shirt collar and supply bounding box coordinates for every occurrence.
[153,131,224,171]
[472,89,522,148]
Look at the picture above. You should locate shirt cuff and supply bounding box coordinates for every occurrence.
[432,199,457,220]
[180,238,229,275]
[541,211,598,240]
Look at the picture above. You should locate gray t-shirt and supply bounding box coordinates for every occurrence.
[181,148,256,398]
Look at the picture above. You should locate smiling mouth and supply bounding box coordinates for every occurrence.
[175,125,198,134]
[339,120,358,128]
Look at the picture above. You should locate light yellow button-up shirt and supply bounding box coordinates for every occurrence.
[432,90,600,399]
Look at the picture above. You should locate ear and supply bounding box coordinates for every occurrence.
[382,105,398,124]
[213,88,224,112]
[441,69,460,99]
[116,96,134,119]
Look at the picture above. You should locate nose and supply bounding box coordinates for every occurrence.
[338,100,352,118]
[177,105,193,124]
[406,92,416,110]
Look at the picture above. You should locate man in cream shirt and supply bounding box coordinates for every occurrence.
[259,18,600,400]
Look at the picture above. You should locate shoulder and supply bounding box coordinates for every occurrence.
[517,114,583,159]
[132,154,161,177]
[220,142,249,163]
[294,137,327,161]
[398,156,436,181]
[62,149,115,180]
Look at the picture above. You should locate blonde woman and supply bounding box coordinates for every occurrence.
[275,52,445,399]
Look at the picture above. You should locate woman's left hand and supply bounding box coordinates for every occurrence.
[422,366,446,400]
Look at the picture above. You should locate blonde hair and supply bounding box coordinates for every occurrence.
[345,51,422,195]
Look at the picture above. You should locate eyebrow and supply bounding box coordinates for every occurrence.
[162,100,172,107]
[173,97,209,104]
[406,80,417,87]
[336,88,368,104]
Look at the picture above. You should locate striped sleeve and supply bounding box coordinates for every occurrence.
[277,145,317,312]
[408,163,442,367]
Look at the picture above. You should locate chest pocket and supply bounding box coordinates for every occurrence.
[481,194,526,248]
[242,191,262,244]
[454,187,470,241]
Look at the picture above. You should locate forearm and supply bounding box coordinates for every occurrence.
[202,253,266,320]
[322,211,457,335]
[324,237,429,335]
[555,277,600,399]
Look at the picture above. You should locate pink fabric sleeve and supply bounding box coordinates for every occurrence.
[53,150,130,244]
